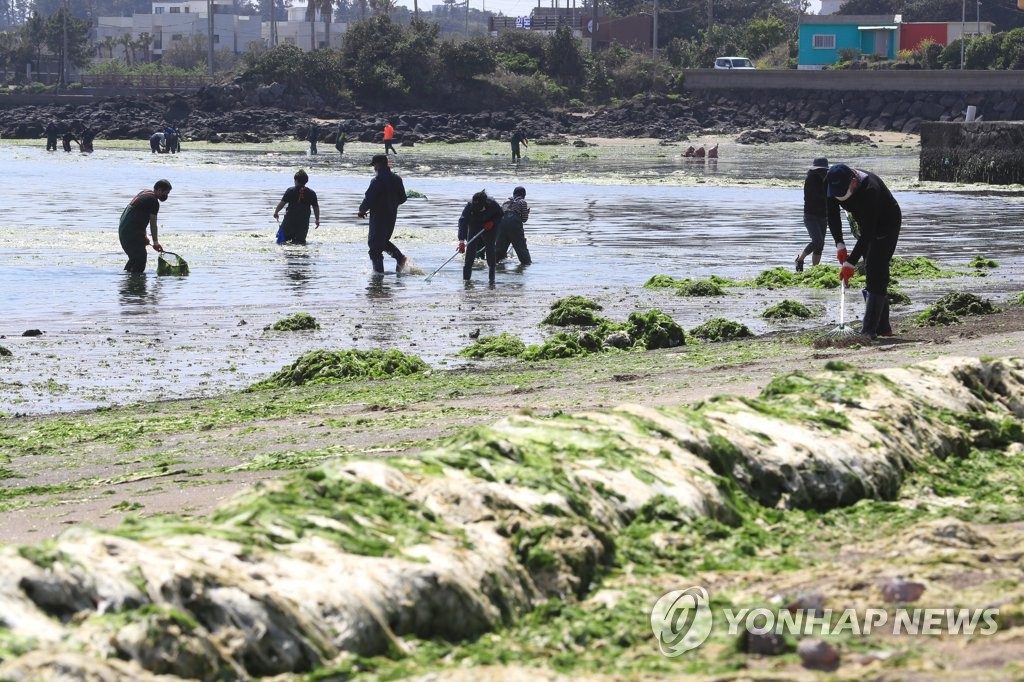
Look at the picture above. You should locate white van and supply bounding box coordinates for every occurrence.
[714,57,755,70]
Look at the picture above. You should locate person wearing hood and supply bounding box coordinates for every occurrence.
[495,185,532,266]
[458,190,504,285]
[358,154,409,273]
[825,163,901,339]
[795,156,829,272]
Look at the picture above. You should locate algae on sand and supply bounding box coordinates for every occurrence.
[690,317,753,342]
[917,292,1000,327]
[542,296,606,327]
[266,312,320,332]
[459,333,527,359]
[761,300,813,320]
[249,349,428,389]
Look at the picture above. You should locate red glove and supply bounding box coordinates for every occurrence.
[483,221,494,231]
[457,241,466,253]
[836,242,848,264]
[839,262,855,285]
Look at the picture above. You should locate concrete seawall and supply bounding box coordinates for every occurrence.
[920,121,1024,184]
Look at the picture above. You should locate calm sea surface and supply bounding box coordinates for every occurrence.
[1,139,1022,414]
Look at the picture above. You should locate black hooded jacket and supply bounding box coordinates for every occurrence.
[826,169,901,266]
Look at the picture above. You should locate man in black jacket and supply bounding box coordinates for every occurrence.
[458,190,504,285]
[826,163,901,339]
[795,157,828,272]
[358,154,408,274]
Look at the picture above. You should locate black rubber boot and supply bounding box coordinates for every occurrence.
[861,292,886,339]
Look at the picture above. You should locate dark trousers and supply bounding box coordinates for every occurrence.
[495,215,531,265]
[861,228,900,336]
[46,136,57,151]
[281,218,310,245]
[120,233,148,273]
[368,219,404,273]
[464,228,496,282]
[801,213,826,258]
[309,140,318,155]
[511,144,522,161]
[384,141,397,154]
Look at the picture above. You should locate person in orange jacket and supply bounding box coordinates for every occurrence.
[383,121,397,155]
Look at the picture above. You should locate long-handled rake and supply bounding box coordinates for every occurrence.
[425,229,485,282]
[821,282,860,339]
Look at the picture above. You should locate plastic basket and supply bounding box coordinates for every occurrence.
[157,251,190,276]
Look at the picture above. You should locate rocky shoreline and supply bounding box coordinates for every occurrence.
[0,88,860,147]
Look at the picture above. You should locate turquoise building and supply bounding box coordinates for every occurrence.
[798,14,901,69]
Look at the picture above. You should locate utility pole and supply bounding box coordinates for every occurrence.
[270,0,278,46]
[707,0,712,33]
[591,0,598,50]
[465,0,469,34]
[61,0,68,89]
[207,0,215,76]
[959,0,965,69]
[652,0,657,61]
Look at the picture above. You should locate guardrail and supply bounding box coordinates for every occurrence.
[683,68,1024,92]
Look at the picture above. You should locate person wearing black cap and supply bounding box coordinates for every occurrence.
[458,190,504,284]
[795,157,829,272]
[825,163,901,339]
[495,185,532,266]
[358,154,408,274]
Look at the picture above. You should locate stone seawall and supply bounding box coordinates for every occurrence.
[688,87,1024,134]
[920,121,1024,185]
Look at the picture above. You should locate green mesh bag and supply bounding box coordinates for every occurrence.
[157,251,189,276]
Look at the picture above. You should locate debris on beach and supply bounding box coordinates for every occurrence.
[690,317,753,342]
[917,292,1000,326]
[249,349,428,389]
[265,313,320,332]
[761,300,814,319]
[458,333,527,359]
[541,296,606,326]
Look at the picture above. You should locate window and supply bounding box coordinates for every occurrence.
[154,6,164,13]
[813,34,836,49]
[171,33,182,41]
[213,34,220,43]
[169,6,180,12]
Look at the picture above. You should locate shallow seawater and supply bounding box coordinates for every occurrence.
[1,139,1022,414]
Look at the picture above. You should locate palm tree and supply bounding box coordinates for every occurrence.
[101,35,116,59]
[321,0,333,48]
[369,0,396,17]
[137,31,152,63]
[305,0,316,50]
[119,32,134,65]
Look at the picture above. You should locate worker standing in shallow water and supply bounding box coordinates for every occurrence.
[44,121,58,151]
[510,130,528,162]
[273,169,320,245]
[359,154,409,274]
[383,121,397,155]
[795,156,829,272]
[495,185,532,265]
[458,190,505,285]
[825,163,901,340]
[118,179,171,273]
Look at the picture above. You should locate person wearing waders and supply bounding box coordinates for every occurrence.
[510,130,528,162]
[80,126,96,153]
[495,185,532,265]
[334,123,346,157]
[458,190,504,285]
[826,163,901,339]
[44,121,58,151]
[383,121,397,155]
[118,179,171,273]
[149,132,165,153]
[795,157,829,272]
[62,130,79,152]
[273,169,320,245]
[308,123,319,155]
[358,154,408,274]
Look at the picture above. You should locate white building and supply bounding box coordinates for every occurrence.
[95,1,263,62]
[266,3,346,50]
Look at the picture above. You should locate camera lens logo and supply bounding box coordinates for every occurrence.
[650,586,713,657]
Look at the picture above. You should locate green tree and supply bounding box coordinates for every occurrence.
[439,35,495,87]
[964,33,1000,69]
[1001,27,1024,69]
[742,16,787,59]
[340,15,409,99]
[543,25,587,92]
